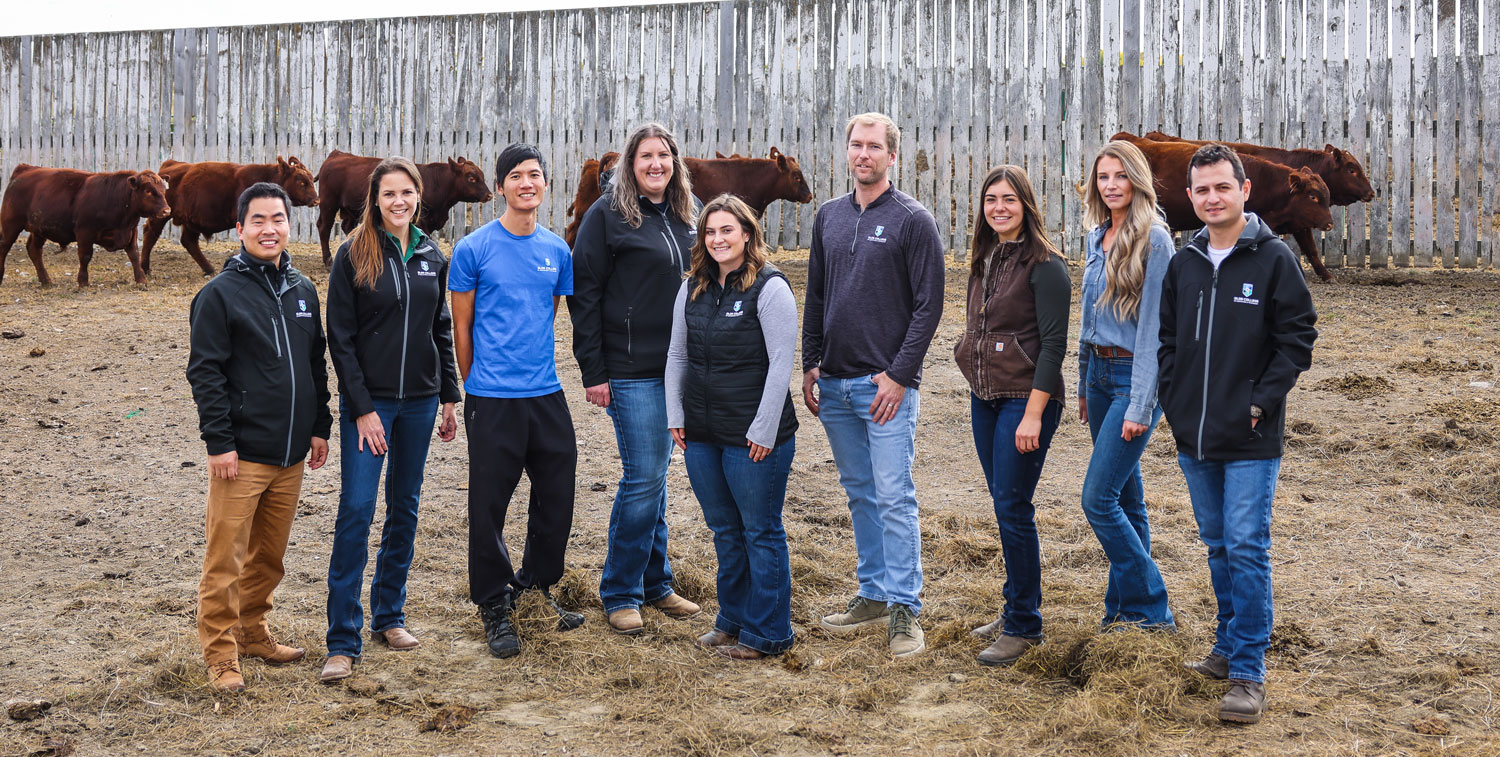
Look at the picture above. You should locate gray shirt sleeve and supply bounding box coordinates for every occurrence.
[747,277,798,449]
[664,280,691,431]
[1030,256,1072,396]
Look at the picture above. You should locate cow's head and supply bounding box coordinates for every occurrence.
[1324,144,1375,204]
[448,157,493,203]
[1287,167,1335,232]
[129,171,172,221]
[769,147,814,204]
[277,156,320,207]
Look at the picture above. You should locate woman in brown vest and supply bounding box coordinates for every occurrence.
[954,165,1071,667]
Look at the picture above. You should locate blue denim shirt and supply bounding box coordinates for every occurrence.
[1077,220,1175,425]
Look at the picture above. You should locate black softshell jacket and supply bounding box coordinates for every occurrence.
[325,232,462,419]
[1158,214,1318,460]
[187,251,334,467]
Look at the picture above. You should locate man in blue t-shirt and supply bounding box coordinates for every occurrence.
[450,143,582,659]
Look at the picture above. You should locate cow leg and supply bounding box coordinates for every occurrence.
[0,225,20,287]
[181,227,215,276]
[340,212,358,234]
[123,233,148,285]
[27,233,53,287]
[317,203,339,266]
[141,215,168,274]
[1293,228,1333,282]
[76,240,95,288]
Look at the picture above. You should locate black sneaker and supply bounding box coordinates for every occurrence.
[478,599,520,658]
[542,588,586,631]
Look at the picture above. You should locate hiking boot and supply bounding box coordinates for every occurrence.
[887,605,925,658]
[1185,653,1230,680]
[714,643,767,661]
[319,655,353,683]
[208,660,245,692]
[542,588,586,631]
[478,599,520,658]
[234,630,305,664]
[976,634,1041,667]
[608,608,645,635]
[819,596,891,634]
[1218,679,1267,724]
[650,593,702,619]
[970,618,1004,641]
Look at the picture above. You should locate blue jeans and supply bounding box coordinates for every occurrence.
[1082,355,1175,630]
[1177,454,1281,683]
[817,375,923,612]
[684,439,796,654]
[326,394,438,658]
[971,395,1061,638]
[598,378,675,613]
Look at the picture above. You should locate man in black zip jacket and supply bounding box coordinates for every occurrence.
[187,183,333,692]
[1158,144,1317,725]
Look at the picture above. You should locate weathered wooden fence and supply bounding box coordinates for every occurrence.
[2,0,1498,268]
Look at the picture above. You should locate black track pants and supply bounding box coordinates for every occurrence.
[464,391,577,606]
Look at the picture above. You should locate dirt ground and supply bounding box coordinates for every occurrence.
[1,238,1497,756]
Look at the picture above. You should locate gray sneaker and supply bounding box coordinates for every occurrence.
[888,605,925,657]
[819,596,890,634]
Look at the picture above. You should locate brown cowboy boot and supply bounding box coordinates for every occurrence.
[234,628,305,664]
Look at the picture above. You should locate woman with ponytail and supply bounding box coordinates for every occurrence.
[1076,140,1177,632]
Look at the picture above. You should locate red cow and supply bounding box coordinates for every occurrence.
[561,148,814,248]
[141,157,319,277]
[315,150,492,265]
[0,165,171,287]
[1143,130,1375,282]
[1112,133,1337,280]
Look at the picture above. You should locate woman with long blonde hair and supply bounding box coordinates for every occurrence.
[1075,140,1177,632]
[322,157,461,681]
[666,194,799,660]
[568,123,703,634]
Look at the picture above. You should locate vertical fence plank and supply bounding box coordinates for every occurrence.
[1413,0,1435,266]
[1063,0,1084,255]
[1486,0,1500,266]
[1346,0,1369,267]
[1368,0,1391,266]
[1043,0,1063,252]
[1325,0,1347,269]
[1390,0,1413,265]
[1121,0,1140,137]
[1456,0,1479,266]
[1435,0,1457,266]
[1181,0,1201,138]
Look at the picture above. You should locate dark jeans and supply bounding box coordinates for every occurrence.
[970,394,1061,639]
[1178,454,1281,683]
[684,439,796,654]
[326,394,438,658]
[598,378,676,613]
[464,392,577,607]
[1081,354,1175,630]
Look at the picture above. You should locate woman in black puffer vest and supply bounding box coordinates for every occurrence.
[666,194,799,660]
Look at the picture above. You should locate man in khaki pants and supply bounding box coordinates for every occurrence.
[187,183,333,691]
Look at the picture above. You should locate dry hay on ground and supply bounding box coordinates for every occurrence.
[1,243,1499,755]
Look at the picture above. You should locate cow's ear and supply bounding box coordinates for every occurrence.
[1288,169,1309,192]
[277,156,289,170]
[128,174,140,188]
[769,146,782,159]
[449,158,460,169]
[775,150,788,169]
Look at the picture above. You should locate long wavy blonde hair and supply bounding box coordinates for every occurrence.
[609,123,696,229]
[687,194,767,301]
[1081,141,1167,321]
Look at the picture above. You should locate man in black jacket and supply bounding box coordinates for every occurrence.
[1158,144,1317,724]
[186,183,333,691]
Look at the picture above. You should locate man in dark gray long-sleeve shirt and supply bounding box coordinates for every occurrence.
[802,112,945,658]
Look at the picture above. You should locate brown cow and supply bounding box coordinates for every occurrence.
[315,150,492,265]
[561,148,814,248]
[1142,130,1375,282]
[0,165,171,287]
[1110,133,1337,280]
[141,156,319,277]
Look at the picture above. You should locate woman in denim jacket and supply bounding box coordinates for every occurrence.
[1076,140,1177,631]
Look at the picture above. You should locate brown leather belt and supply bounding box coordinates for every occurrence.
[1090,345,1134,358]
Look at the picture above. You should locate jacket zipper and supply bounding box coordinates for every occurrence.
[261,267,297,468]
[1189,242,1219,461]
[625,306,634,359]
[849,207,865,258]
[394,254,411,399]
[1193,291,1204,341]
[656,207,686,270]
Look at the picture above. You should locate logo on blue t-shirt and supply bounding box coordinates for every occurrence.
[537,255,558,273]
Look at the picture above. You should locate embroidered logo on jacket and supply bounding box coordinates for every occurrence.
[295,298,313,317]
[866,224,889,244]
[725,300,745,318]
[1234,282,1260,306]
[416,259,438,276]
